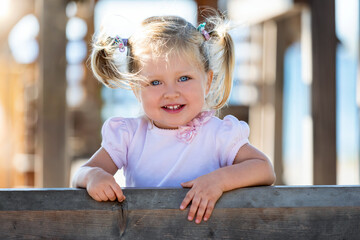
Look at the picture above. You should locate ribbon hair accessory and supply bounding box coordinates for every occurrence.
[112,35,128,52]
[197,22,210,41]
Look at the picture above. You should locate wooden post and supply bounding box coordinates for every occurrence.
[310,0,337,184]
[37,0,69,187]
[273,19,286,185]
[195,0,218,23]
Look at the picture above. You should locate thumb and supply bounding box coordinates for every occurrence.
[181,180,194,188]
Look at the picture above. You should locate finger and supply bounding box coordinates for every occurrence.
[104,186,116,201]
[181,180,193,188]
[188,196,201,222]
[98,191,109,201]
[195,199,208,224]
[87,186,102,202]
[180,190,194,210]
[203,201,215,222]
[91,192,102,202]
[95,192,106,202]
[111,183,126,202]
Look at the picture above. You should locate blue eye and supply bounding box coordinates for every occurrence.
[179,76,189,82]
[150,80,161,86]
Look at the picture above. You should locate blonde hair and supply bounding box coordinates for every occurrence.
[91,13,235,110]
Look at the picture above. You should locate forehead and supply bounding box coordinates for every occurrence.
[140,52,203,76]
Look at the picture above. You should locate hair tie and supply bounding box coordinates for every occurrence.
[112,36,128,52]
[197,23,210,41]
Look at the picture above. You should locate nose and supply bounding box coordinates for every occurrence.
[163,84,180,99]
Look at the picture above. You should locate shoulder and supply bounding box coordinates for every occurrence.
[222,115,250,133]
[102,116,149,137]
[207,114,250,135]
[207,115,250,146]
[202,115,250,166]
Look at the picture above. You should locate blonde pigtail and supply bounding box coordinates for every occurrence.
[205,14,235,110]
[90,35,145,90]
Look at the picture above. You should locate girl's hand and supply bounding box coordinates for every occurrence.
[86,167,126,202]
[180,174,224,224]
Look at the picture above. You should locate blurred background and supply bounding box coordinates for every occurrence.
[0,0,358,188]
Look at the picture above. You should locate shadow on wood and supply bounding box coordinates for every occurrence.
[1,186,360,239]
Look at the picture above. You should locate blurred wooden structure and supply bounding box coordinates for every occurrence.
[0,0,344,187]
[226,0,336,185]
[1,186,360,239]
[309,0,337,184]
[0,0,101,188]
[37,0,68,187]
[0,0,37,188]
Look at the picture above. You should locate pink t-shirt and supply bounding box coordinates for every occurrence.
[101,114,250,187]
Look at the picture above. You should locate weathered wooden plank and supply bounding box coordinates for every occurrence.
[0,188,123,211]
[1,186,360,239]
[2,186,360,210]
[124,207,360,239]
[1,210,123,240]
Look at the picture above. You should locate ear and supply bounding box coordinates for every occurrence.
[205,70,213,95]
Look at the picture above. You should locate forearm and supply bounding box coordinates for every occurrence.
[72,148,119,189]
[211,159,275,192]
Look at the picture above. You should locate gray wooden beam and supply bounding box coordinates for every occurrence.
[37,0,69,187]
[310,0,337,184]
[1,187,360,239]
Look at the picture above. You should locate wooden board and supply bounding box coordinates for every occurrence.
[1,186,360,239]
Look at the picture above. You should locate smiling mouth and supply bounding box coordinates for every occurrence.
[162,104,185,110]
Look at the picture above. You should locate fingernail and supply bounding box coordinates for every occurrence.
[195,219,200,224]
[188,216,192,221]
[204,217,208,221]
[180,205,184,210]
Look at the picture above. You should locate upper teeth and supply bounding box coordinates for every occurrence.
[166,105,181,110]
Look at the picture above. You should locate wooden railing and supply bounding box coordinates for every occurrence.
[1,186,360,239]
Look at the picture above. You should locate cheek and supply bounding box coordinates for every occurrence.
[140,89,157,107]
[189,85,206,104]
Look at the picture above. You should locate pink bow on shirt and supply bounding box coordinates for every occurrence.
[177,111,215,143]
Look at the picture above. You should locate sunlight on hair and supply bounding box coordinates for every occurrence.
[94,0,198,120]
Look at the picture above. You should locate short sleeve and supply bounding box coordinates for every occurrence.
[216,115,250,167]
[101,117,131,169]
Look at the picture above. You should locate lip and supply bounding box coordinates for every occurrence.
[161,104,185,113]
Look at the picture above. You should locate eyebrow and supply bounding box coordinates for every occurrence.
[144,70,196,79]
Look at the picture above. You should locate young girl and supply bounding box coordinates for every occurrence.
[72,14,276,224]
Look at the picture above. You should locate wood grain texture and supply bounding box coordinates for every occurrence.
[1,210,123,240]
[1,186,360,239]
[123,207,360,239]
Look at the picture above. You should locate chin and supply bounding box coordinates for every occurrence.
[156,121,185,129]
